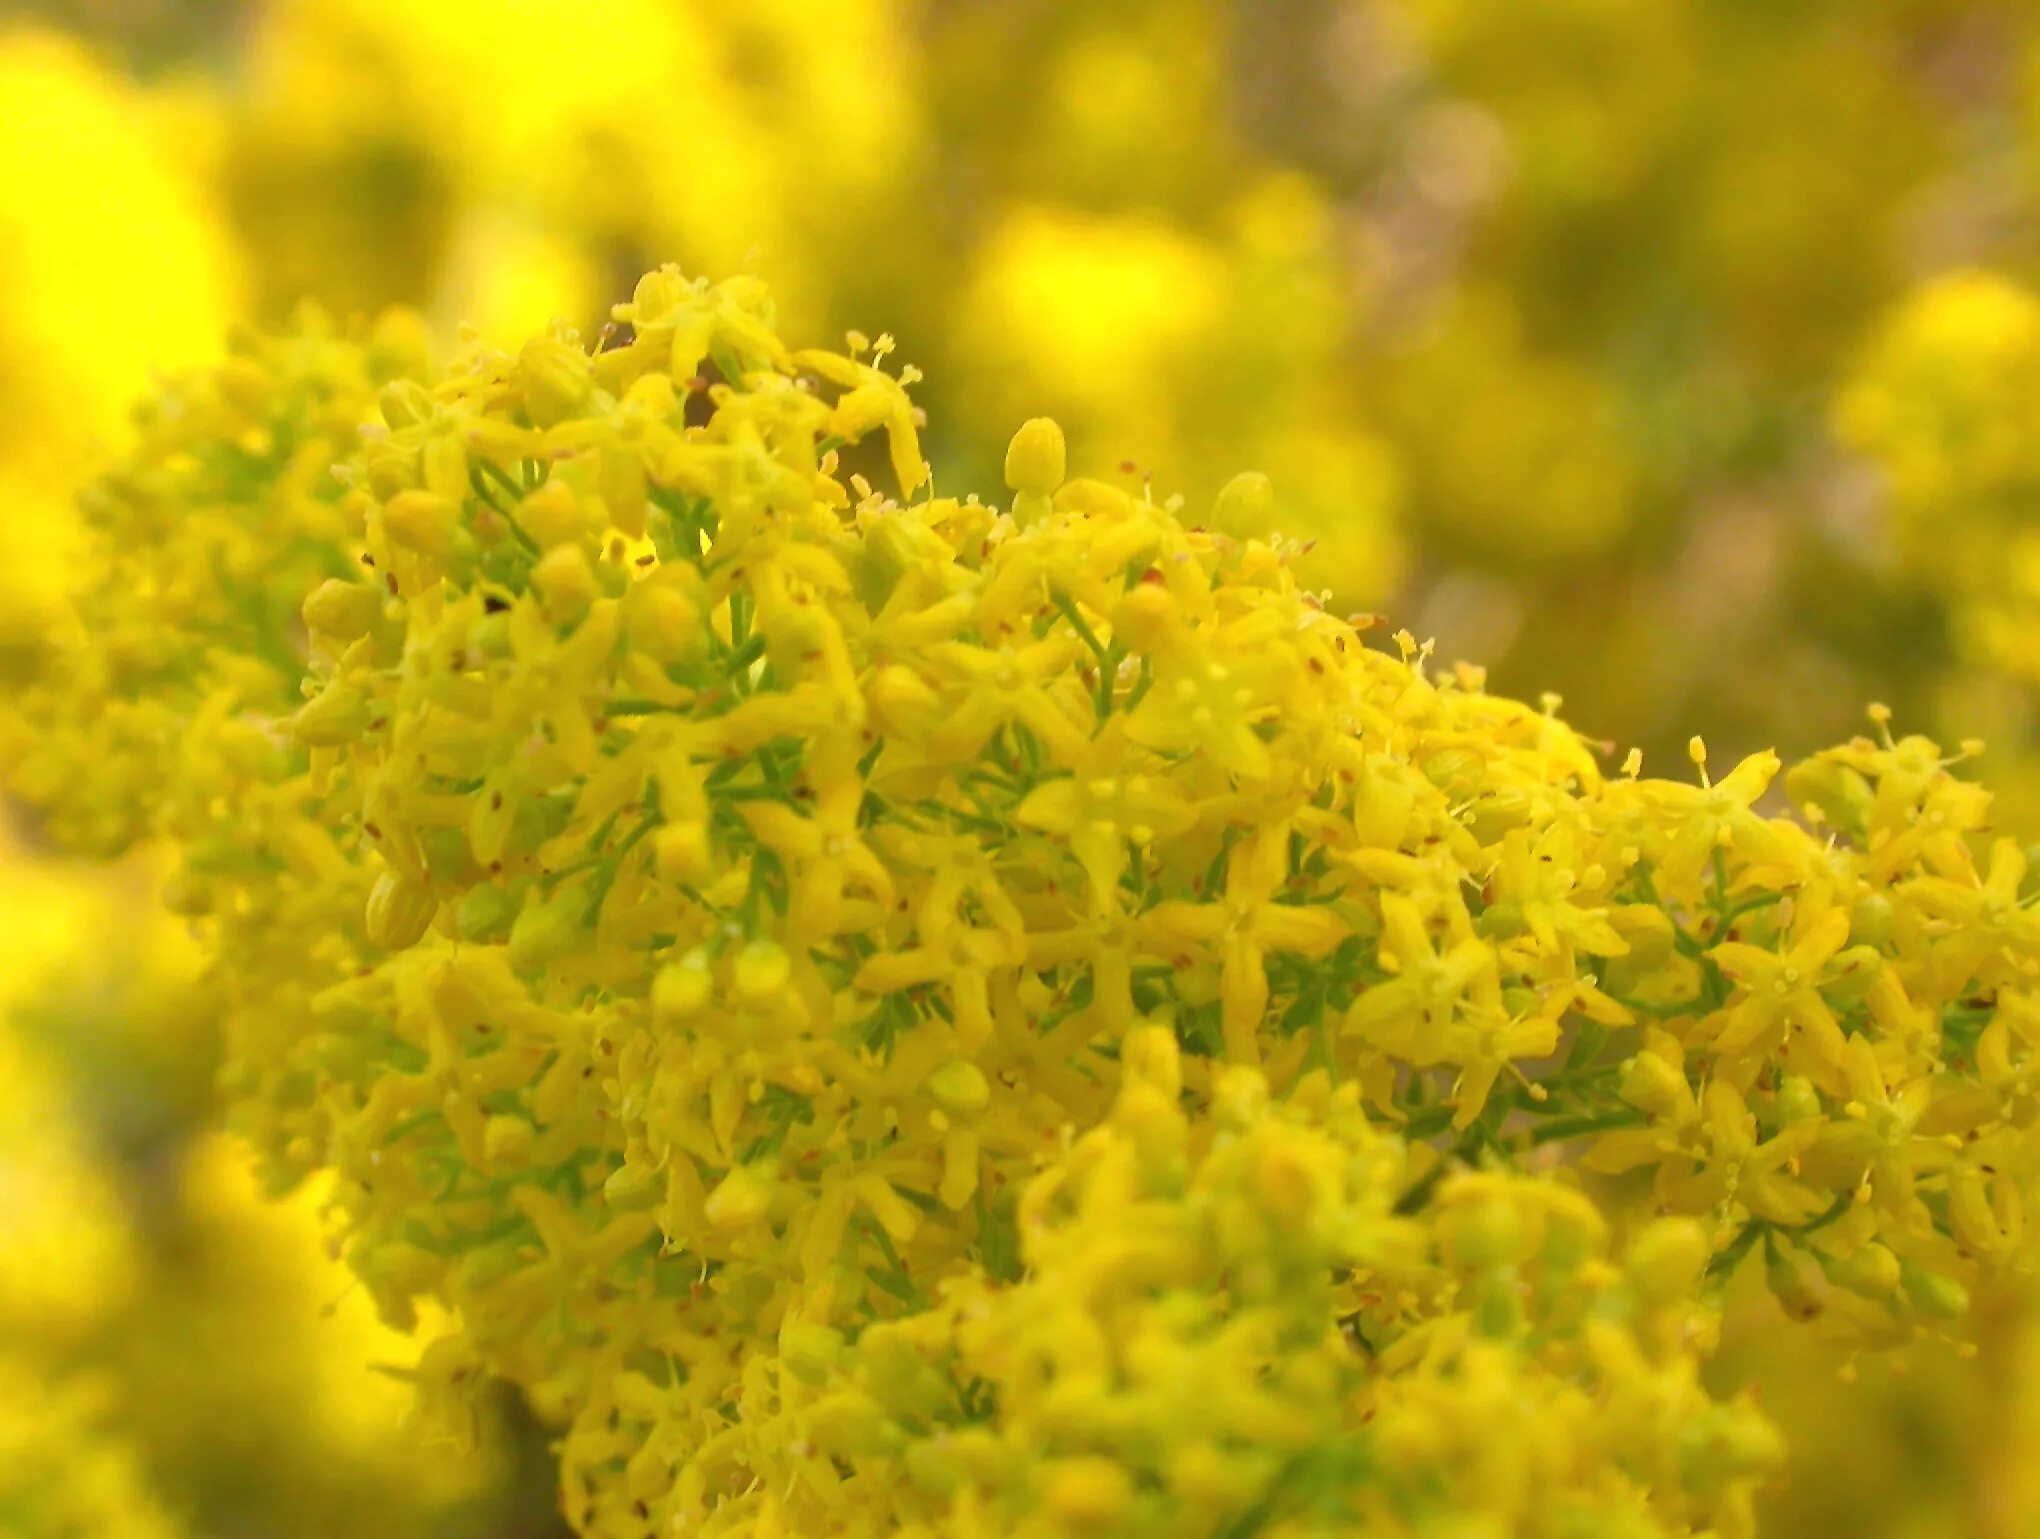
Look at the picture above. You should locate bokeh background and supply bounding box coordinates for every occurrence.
[8,1,2040,1534]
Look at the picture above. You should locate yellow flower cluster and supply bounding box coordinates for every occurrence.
[1836,270,2040,690]
[17,269,2040,1536]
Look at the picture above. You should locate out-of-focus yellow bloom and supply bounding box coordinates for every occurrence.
[0,848,515,1537]
[953,183,1403,601]
[0,30,233,467]
[231,0,916,339]
[957,204,1226,456]
[1836,269,2040,833]
[1378,287,1637,566]
[1844,271,2040,677]
[0,1021,139,1339]
[1837,271,2040,535]
[0,1359,183,1539]
[0,28,234,658]
[101,1134,496,1513]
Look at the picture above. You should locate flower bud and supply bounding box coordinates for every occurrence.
[1114,1080,1188,1184]
[903,1436,969,1498]
[653,951,714,1025]
[1443,1196,1523,1272]
[468,611,512,659]
[1833,1241,1900,1297]
[1766,1245,1823,1322]
[926,1058,990,1116]
[1625,1217,1710,1305]
[516,479,587,549]
[1110,579,1179,654]
[379,378,431,429]
[516,337,592,427]
[603,1160,661,1211]
[779,1322,845,1387]
[1421,744,1484,795]
[1901,1260,1970,1320]
[293,685,371,747]
[458,883,517,943]
[1784,758,1873,835]
[1003,417,1066,498]
[533,544,598,619]
[483,1114,536,1167]
[1826,944,1884,1000]
[365,448,412,501]
[507,886,587,974]
[1851,893,1896,949]
[623,574,703,664]
[1476,898,1525,939]
[365,872,437,950]
[1770,1073,1823,1125]
[1618,1051,1688,1118]
[733,940,792,1010]
[356,1240,441,1327]
[1212,470,1276,539]
[705,1163,776,1230]
[803,1391,894,1460]
[302,579,382,641]
[382,489,460,555]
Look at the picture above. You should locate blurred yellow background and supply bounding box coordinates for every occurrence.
[8,1,2040,1533]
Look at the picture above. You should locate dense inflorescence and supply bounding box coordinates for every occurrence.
[15,269,2040,1538]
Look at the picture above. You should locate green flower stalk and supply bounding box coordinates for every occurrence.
[13,268,2040,1538]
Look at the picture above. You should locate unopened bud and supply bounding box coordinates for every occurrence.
[1625,1217,1710,1305]
[1003,417,1066,498]
[653,951,714,1025]
[302,579,382,640]
[1212,470,1276,539]
[382,489,460,555]
[365,871,437,950]
[927,1058,990,1116]
[293,685,371,747]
